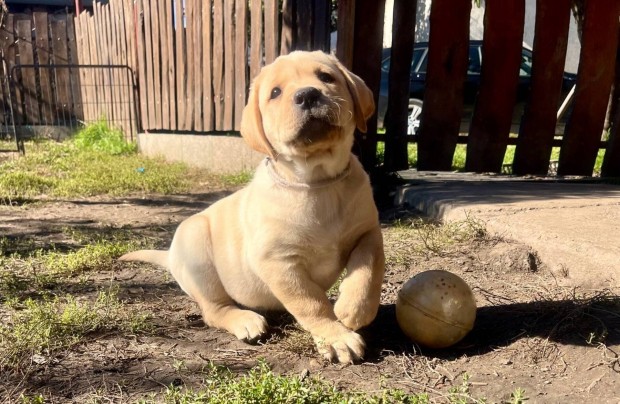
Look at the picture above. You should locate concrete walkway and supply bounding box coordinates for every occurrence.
[396,171,620,289]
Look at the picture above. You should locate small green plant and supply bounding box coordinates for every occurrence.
[73,118,137,155]
[509,387,528,404]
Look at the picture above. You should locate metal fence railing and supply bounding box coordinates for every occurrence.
[8,64,140,142]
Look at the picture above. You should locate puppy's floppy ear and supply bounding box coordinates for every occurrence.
[335,61,375,133]
[240,74,276,158]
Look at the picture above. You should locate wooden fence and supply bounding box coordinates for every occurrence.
[0,10,80,127]
[72,0,330,134]
[2,0,619,178]
[343,0,620,177]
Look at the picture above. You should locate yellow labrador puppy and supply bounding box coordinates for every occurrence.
[120,51,385,363]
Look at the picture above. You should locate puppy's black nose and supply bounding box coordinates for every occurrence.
[294,87,322,110]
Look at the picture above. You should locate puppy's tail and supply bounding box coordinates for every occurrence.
[119,250,169,269]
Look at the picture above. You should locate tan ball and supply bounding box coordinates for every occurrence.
[396,270,476,348]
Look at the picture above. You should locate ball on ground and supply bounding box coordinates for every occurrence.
[396,270,476,348]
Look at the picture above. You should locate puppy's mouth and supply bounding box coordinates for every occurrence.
[291,116,340,146]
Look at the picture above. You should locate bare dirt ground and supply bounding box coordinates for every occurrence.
[1,185,619,403]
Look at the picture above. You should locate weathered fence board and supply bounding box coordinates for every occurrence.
[601,33,620,177]
[223,0,235,129]
[384,0,416,172]
[417,0,471,171]
[349,0,385,170]
[16,17,37,125]
[558,0,620,176]
[465,0,525,173]
[202,0,213,131]
[513,0,571,176]
[234,0,247,129]
[33,11,53,124]
[213,0,224,130]
[264,0,279,64]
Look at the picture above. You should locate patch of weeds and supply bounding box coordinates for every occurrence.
[73,118,137,155]
[0,238,151,303]
[0,288,151,369]
[141,361,429,404]
[41,239,142,275]
[0,138,191,199]
[220,170,253,186]
[383,216,488,266]
[270,323,316,356]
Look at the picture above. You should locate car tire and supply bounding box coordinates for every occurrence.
[407,99,423,135]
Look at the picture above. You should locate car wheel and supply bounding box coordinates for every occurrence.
[407,99,423,135]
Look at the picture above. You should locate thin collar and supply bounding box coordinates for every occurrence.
[264,157,352,190]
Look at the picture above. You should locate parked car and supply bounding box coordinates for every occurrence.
[377,40,577,134]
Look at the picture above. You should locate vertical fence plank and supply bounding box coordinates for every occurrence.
[158,0,170,130]
[77,13,93,123]
[142,0,156,129]
[174,0,185,130]
[312,0,330,52]
[16,16,38,125]
[513,0,571,176]
[384,0,416,172]
[94,2,110,123]
[350,0,385,170]
[280,0,293,55]
[87,12,101,121]
[202,0,213,131]
[601,30,620,177]
[33,11,53,125]
[264,0,278,64]
[164,0,176,131]
[114,0,132,138]
[107,2,122,128]
[213,0,224,130]
[150,1,162,129]
[183,0,195,130]
[250,0,262,80]
[66,13,82,125]
[4,14,21,125]
[223,0,234,129]
[416,0,471,171]
[193,1,203,131]
[136,0,149,130]
[558,0,620,176]
[234,0,247,129]
[465,0,525,173]
[336,0,355,69]
[296,0,312,50]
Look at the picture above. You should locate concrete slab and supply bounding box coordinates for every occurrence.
[396,171,620,289]
[137,132,263,174]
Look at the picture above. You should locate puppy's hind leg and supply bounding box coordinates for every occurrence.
[168,216,269,342]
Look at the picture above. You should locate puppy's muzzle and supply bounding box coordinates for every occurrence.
[294,87,322,110]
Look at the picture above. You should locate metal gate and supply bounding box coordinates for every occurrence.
[0,53,22,155]
[7,64,140,146]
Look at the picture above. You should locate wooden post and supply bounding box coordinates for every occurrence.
[417,0,471,171]
[384,0,416,172]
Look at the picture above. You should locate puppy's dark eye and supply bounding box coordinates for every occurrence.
[270,87,281,100]
[317,72,335,84]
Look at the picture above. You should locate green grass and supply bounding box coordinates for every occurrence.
[0,121,193,200]
[0,288,150,368]
[139,360,430,404]
[377,141,606,175]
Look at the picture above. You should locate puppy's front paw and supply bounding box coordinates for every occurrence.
[222,309,269,342]
[334,297,376,331]
[313,327,366,364]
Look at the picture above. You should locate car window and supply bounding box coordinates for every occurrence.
[381,48,427,74]
[468,45,482,74]
[520,51,533,77]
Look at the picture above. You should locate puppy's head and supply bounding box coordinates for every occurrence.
[240,51,374,160]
